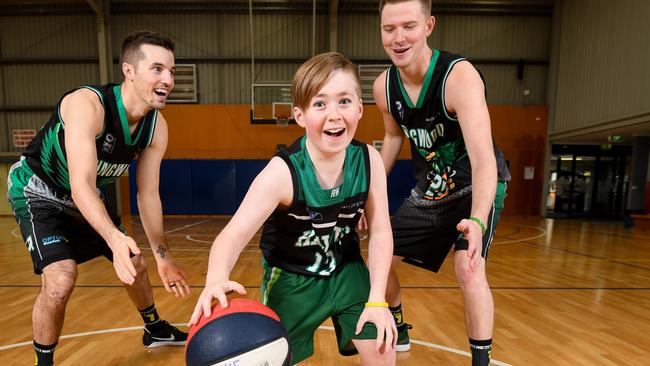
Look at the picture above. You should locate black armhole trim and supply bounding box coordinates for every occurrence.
[362,143,371,194]
[277,153,299,212]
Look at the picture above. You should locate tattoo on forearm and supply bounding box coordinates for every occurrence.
[156,245,166,259]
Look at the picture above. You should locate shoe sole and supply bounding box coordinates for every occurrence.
[396,343,411,352]
[144,341,187,348]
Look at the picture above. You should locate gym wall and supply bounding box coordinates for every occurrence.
[121,104,547,216]
[1,2,552,216]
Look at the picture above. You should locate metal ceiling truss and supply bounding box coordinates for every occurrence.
[1,1,552,16]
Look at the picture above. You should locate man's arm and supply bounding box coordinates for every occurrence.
[355,146,397,350]
[190,157,292,324]
[445,61,498,271]
[63,89,140,285]
[374,71,404,175]
[135,113,190,297]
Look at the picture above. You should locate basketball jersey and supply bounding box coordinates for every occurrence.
[22,84,158,194]
[260,136,370,277]
[385,49,510,201]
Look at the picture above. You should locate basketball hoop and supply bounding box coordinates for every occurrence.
[275,115,289,128]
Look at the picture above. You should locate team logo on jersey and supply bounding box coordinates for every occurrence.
[425,114,439,123]
[419,140,467,200]
[395,100,405,119]
[330,187,340,198]
[102,133,115,153]
[308,210,323,221]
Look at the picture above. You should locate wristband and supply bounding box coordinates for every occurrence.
[365,302,389,308]
[469,216,486,235]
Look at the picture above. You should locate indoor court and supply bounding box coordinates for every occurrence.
[1,0,650,365]
[1,215,649,365]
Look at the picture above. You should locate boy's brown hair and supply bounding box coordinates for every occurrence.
[291,52,361,110]
[379,0,431,16]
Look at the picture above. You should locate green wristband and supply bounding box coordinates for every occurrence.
[469,216,486,235]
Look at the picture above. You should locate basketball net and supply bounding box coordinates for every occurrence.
[275,115,289,128]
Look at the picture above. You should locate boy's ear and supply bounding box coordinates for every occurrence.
[293,106,306,127]
[358,98,363,119]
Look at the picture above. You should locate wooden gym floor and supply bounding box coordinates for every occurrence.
[1,215,649,365]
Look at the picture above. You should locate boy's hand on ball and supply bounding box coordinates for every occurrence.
[188,281,247,326]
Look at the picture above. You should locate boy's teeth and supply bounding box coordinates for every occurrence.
[324,128,345,136]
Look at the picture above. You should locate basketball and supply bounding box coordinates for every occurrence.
[185,298,291,366]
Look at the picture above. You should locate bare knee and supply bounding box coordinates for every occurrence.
[454,255,487,292]
[361,348,395,366]
[42,260,77,302]
[355,340,396,366]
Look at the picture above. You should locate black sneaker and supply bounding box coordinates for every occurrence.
[142,320,188,348]
[396,323,413,352]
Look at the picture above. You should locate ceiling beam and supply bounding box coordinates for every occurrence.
[329,0,339,51]
[85,0,103,15]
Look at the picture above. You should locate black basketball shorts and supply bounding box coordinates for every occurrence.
[8,163,125,274]
[391,182,507,272]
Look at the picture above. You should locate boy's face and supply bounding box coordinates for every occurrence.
[124,44,175,110]
[380,0,434,68]
[294,70,362,156]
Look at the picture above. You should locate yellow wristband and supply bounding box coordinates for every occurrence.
[365,302,389,308]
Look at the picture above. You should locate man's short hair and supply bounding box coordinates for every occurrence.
[291,52,361,111]
[379,0,431,16]
[120,31,175,71]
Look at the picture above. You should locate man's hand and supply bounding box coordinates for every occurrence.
[157,255,191,298]
[188,280,247,326]
[456,218,484,272]
[355,306,397,351]
[110,233,141,285]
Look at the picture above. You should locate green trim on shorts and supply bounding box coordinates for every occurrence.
[260,259,283,305]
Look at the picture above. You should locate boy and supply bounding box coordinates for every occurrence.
[374,1,510,365]
[189,52,396,365]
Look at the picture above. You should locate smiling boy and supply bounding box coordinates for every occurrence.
[190,52,396,365]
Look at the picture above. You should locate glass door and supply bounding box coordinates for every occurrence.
[547,145,631,218]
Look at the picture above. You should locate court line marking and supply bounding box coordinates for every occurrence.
[318,325,513,365]
[164,219,211,234]
[9,219,213,239]
[491,223,546,245]
[0,324,511,365]
[11,227,21,238]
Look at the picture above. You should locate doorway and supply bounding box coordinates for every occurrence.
[546,145,631,218]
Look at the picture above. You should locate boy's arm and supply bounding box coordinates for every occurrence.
[135,113,190,297]
[355,146,397,350]
[189,156,293,324]
[63,89,141,285]
[374,71,404,175]
[445,60,498,271]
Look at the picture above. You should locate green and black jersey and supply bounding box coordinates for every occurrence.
[260,136,370,277]
[20,83,157,195]
[386,49,510,201]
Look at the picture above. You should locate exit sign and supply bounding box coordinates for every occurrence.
[608,135,624,143]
